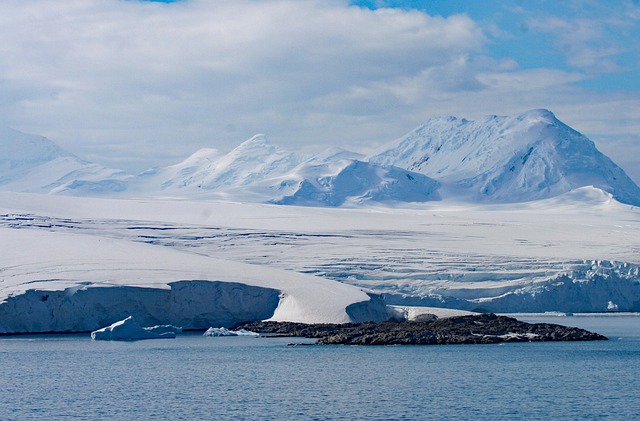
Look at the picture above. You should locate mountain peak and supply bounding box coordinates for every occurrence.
[370,109,640,205]
[236,134,269,149]
[307,147,364,164]
[515,108,558,126]
[0,126,128,194]
[520,108,555,119]
[0,126,73,163]
[185,148,221,160]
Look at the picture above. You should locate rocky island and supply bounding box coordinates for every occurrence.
[237,313,608,345]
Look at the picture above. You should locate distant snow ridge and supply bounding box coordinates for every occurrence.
[0,126,129,194]
[4,109,640,206]
[370,109,640,205]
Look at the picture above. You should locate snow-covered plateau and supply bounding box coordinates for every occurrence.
[1,109,639,333]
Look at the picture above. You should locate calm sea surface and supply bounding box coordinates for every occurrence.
[1,315,639,420]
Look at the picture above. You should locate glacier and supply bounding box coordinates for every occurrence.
[0,223,388,334]
[1,188,639,333]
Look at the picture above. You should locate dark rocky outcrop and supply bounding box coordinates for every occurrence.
[236,313,607,345]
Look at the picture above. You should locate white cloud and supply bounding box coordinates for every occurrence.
[525,11,636,74]
[0,0,638,183]
[0,0,488,169]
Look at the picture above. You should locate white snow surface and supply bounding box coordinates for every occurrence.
[90,316,179,341]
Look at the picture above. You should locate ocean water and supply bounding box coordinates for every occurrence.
[1,316,639,420]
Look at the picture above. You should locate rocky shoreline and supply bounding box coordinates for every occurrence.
[237,313,608,345]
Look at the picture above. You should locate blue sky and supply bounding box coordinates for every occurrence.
[352,0,640,90]
[1,0,639,182]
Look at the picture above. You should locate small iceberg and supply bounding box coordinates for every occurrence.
[91,316,181,341]
[203,327,259,337]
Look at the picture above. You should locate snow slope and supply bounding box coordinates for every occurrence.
[128,139,440,206]
[0,126,129,195]
[370,109,640,205]
[0,224,387,333]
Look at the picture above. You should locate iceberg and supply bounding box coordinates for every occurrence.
[203,327,259,337]
[91,316,180,341]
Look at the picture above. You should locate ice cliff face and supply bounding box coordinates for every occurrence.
[0,227,389,333]
[0,281,280,334]
[383,260,640,313]
[370,109,640,205]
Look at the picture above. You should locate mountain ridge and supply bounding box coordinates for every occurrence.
[1,109,638,206]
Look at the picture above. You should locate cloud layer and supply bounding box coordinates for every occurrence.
[0,0,638,182]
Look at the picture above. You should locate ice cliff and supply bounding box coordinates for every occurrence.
[0,227,388,334]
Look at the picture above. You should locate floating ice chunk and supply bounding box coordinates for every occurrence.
[91,316,178,341]
[203,327,235,337]
[234,329,260,336]
[203,327,259,337]
[144,324,183,335]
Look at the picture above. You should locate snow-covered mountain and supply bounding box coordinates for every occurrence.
[0,126,129,194]
[128,137,439,206]
[4,109,640,206]
[262,148,440,206]
[370,109,640,205]
[134,134,302,195]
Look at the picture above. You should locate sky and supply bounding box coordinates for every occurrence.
[0,0,639,182]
